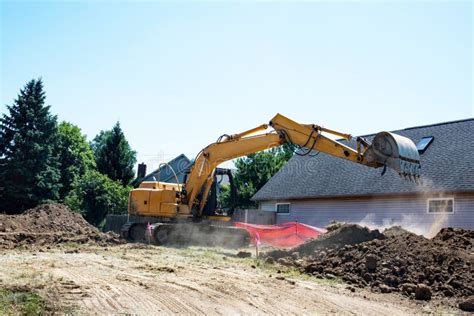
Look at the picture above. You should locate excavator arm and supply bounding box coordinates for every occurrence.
[184,113,422,216]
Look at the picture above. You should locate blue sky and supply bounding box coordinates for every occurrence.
[1,1,472,170]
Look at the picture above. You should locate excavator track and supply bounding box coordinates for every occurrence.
[121,222,250,248]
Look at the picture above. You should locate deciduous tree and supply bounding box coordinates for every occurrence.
[227,144,294,209]
[56,121,96,200]
[65,170,131,226]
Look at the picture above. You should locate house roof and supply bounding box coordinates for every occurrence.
[142,154,192,183]
[253,118,474,201]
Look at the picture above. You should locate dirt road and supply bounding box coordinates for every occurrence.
[0,244,457,314]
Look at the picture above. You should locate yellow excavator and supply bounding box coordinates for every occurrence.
[121,113,421,247]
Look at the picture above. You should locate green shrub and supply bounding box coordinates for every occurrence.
[0,288,44,315]
[65,170,131,226]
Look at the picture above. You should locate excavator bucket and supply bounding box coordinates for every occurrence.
[364,132,421,181]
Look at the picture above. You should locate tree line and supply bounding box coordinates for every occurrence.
[0,79,136,226]
[1,79,295,225]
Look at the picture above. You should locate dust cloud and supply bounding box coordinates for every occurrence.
[357,177,451,238]
[357,212,448,238]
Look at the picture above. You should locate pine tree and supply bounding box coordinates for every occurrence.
[0,79,61,213]
[91,122,136,186]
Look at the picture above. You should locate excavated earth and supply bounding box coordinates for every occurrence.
[264,224,473,311]
[0,204,121,249]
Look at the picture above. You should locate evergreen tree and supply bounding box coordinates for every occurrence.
[91,122,136,186]
[56,121,96,200]
[0,79,60,213]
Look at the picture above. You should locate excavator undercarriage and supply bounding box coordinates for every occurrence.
[121,168,249,248]
[121,220,250,248]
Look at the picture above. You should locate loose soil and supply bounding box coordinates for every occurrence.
[264,224,473,311]
[0,244,460,314]
[0,204,120,249]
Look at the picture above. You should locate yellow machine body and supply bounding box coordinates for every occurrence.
[129,181,191,218]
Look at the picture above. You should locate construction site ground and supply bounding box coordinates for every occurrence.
[1,205,471,314]
[0,243,462,314]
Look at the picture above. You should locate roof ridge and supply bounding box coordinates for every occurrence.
[401,117,474,131]
[142,154,191,179]
[166,153,190,164]
[353,117,474,139]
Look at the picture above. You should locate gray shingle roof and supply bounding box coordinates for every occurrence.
[253,118,474,201]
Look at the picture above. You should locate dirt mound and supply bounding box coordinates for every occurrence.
[0,203,121,249]
[264,224,473,307]
[267,224,385,260]
[432,227,473,251]
[383,225,412,237]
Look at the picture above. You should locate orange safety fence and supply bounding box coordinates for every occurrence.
[234,221,326,248]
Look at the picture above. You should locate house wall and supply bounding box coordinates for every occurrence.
[232,209,276,225]
[258,194,474,235]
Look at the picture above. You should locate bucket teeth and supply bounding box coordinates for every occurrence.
[399,172,422,184]
[400,160,421,179]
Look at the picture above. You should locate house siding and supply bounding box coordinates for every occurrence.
[259,194,474,234]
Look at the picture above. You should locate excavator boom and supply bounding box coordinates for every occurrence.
[184,113,421,216]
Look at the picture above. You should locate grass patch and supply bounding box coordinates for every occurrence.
[63,242,80,249]
[252,258,345,285]
[0,288,45,315]
[283,268,344,285]
[16,271,42,280]
[279,267,314,281]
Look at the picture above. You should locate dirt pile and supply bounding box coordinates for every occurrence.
[0,203,121,249]
[265,224,473,305]
[432,227,473,250]
[383,225,411,237]
[267,224,385,261]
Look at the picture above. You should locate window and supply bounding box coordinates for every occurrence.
[417,136,434,154]
[275,203,290,214]
[427,198,454,214]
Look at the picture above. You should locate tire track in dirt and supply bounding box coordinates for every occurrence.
[0,246,446,314]
[76,264,207,313]
[55,266,200,314]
